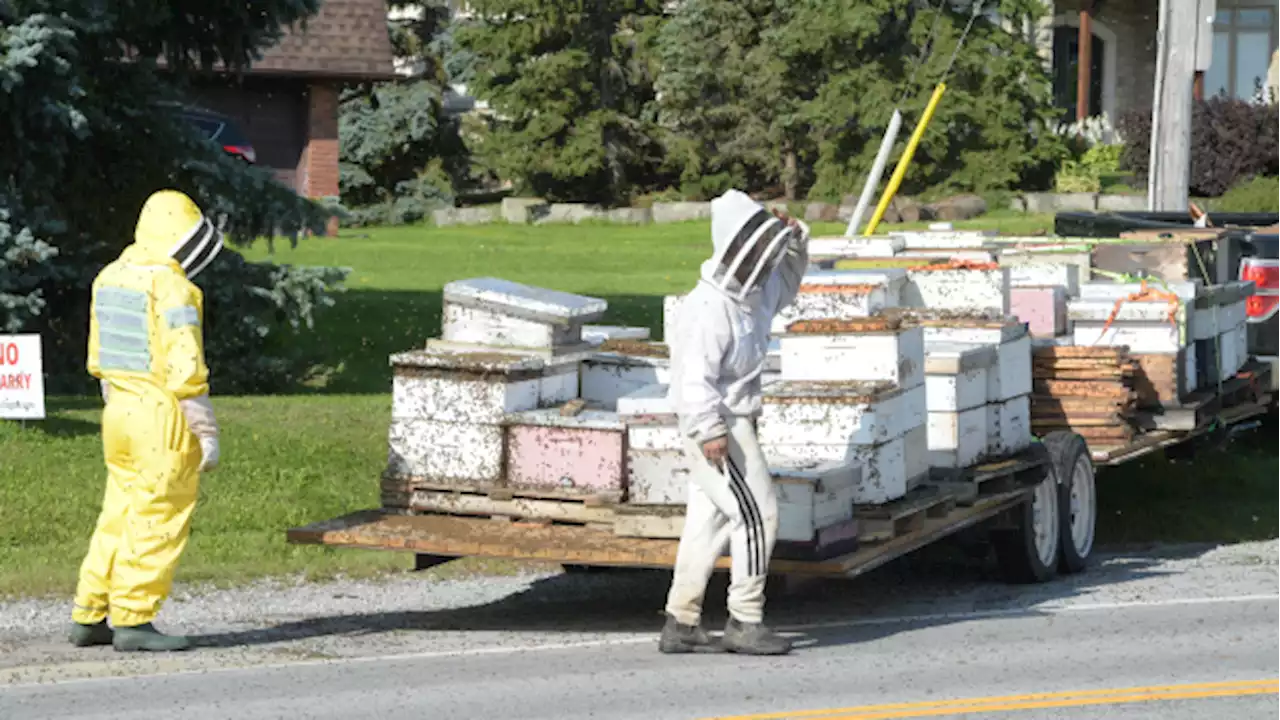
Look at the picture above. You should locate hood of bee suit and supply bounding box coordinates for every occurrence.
[131,189,224,279]
[699,189,798,303]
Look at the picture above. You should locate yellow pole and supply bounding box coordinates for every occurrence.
[863,82,947,237]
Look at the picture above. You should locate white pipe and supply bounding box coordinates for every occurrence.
[1147,0,1168,212]
[845,109,904,237]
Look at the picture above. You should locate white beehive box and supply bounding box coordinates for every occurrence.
[772,269,908,333]
[390,350,578,425]
[437,277,607,353]
[920,316,1026,346]
[1005,261,1081,297]
[993,395,1032,456]
[387,418,504,483]
[889,229,996,249]
[616,383,672,417]
[778,326,925,387]
[928,405,987,468]
[991,334,1033,402]
[583,325,651,345]
[627,447,696,505]
[807,236,905,258]
[758,381,925,448]
[581,352,671,408]
[903,424,930,490]
[766,434,908,506]
[902,266,1011,314]
[772,458,861,542]
[924,342,996,412]
[1069,298,1192,352]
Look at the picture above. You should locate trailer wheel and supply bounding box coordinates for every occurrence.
[1044,431,1096,574]
[991,464,1061,584]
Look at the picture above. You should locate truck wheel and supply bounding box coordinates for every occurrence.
[1044,431,1096,574]
[991,465,1061,584]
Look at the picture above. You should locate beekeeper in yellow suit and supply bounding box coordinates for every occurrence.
[69,189,224,652]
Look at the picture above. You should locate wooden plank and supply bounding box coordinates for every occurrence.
[383,475,624,504]
[403,490,617,524]
[286,490,1031,578]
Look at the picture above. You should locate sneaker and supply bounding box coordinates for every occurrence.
[658,614,718,654]
[112,623,191,652]
[721,617,792,656]
[68,620,113,647]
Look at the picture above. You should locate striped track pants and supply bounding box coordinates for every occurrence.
[665,415,778,626]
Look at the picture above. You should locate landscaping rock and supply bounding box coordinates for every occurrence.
[890,196,922,224]
[1024,192,1098,213]
[1097,194,1148,212]
[605,207,653,225]
[433,206,499,227]
[535,203,607,224]
[804,202,842,223]
[501,197,549,224]
[652,201,713,224]
[925,194,987,222]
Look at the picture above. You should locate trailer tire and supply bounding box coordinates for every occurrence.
[1044,431,1095,574]
[991,465,1061,584]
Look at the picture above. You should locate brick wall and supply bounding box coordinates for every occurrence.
[298,82,341,235]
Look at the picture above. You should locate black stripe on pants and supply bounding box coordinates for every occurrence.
[725,456,766,577]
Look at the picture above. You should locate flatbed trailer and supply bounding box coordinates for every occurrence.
[287,361,1270,586]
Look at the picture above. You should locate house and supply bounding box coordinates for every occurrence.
[1043,0,1279,123]
[185,0,397,232]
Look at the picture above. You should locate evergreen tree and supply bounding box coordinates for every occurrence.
[657,0,1067,200]
[1,0,341,391]
[455,0,670,205]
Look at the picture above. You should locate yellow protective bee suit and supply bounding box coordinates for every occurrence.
[72,189,223,630]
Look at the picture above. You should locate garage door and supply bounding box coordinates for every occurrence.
[188,78,308,192]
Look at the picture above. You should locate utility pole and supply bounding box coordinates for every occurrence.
[1148,0,1199,211]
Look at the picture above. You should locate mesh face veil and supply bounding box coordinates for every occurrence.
[706,207,796,302]
[168,214,224,280]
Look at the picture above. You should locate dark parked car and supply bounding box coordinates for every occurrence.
[171,105,257,165]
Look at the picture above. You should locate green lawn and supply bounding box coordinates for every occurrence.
[3,213,1274,599]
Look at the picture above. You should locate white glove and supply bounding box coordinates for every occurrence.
[198,435,220,473]
[180,394,221,473]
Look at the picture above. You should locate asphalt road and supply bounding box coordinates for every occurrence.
[1,541,1276,720]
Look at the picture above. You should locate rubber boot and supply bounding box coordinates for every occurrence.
[112,623,191,652]
[658,614,718,654]
[68,620,113,647]
[722,617,792,656]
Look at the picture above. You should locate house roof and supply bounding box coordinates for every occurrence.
[249,0,397,80]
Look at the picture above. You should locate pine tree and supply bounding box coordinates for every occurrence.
[455,0,670,205]
[1,0,341,391]
[657,0,1067,200]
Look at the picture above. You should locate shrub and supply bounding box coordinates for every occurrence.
[1117,97,1279,197]
[1208,175,1280,213]
[1055,143,1123,193]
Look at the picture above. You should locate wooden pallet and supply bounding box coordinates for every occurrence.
[854,485,956,543]
[926,448,1050,506]
[1131,361,1271,432]
[386,486,618,526]
[382,474,622,508]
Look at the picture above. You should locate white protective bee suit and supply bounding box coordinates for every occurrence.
[664,189,809,628]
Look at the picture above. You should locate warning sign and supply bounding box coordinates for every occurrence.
[0,334,46,420]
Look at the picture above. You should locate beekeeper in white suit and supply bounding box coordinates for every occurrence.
[661,188,809,656]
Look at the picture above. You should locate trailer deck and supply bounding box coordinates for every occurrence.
[289,449,1049,578]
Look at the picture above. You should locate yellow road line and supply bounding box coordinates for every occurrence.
[705,679,1279,720]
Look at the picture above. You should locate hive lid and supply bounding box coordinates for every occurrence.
[762,379,902,404]
[924,342,998,374]
[807,237,906,257]
[390,348,547,373]
[442,277,608,324]
[505,407,626,431]
[583,325,651,344]
[767,455,862,489]
[1078,279,1201,302]
[797,268,907,292]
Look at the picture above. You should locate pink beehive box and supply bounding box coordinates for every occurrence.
[1010,286,1067,337]
[503,409,627,502]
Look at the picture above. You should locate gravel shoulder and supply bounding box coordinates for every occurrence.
[1,539,1275,686]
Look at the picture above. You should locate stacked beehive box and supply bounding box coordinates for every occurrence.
[1029,346,1139,448]
[901,259,1012,316]
[761,316,928,505]
[903,311,1034,460]
[580,341,670,409]
[770,269,908,333]
[384,278,610,510]
[924,343,997,468]
[1068,281,1200,407]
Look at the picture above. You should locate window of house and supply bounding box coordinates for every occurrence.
[1205,2,1279,100]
